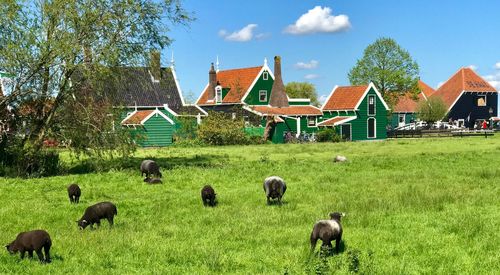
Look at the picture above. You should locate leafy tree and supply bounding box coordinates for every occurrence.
[285,82,319,106]
[0,0,192,157]
[417,96,448,126]
[348,37,419,105]
[198,111,247,146]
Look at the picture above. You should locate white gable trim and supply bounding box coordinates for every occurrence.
[354,83,390,111]
[170,66,186,105]
[241,63,273,103]
[120,110,137,125]
[317,116,357,127]
[446,90,464,112]
[163,104,179,116]
[141,109,174,125]
[320,85,339,111]
[288,97,311,103]
[196,83,210,105]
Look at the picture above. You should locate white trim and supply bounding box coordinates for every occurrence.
[186,104,208,116]
[141,108,175,125]
[446,90,464,112]
[288,97,311,103]
[241,63,274,103]
[367,94,376,116]
[259,90,268,102]
[367,117,376,139]
[196,83,210,105]
[170,66,186,105]
[477,94,487,106]
[354,82,390,111]
[296,117,301,138]
[307,116,316,127]
[263,71,268,80]
[120,110,137,125]
[163,104,178,116]
[317,116,357,127]
[215,86,222,104]
[320,85,339,111]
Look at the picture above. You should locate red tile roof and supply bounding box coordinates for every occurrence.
[197,66,262,105]
[432,68,496,108]
[418,80,435,98]
[393,80,435,113]
[322,85,368,111]
[250,105,322,116]
[317,116,357,127]
[122,110,153,125]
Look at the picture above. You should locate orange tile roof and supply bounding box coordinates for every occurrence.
[122,110,153,125]
[418,80,435,98]
[432,68,496,108]
[322,85,368,111]
[317,116,357,127]
[250,105,322,116]
[393,80,434,113]
[197,66,262,105]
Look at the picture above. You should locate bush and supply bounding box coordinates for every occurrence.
[316,128,342,142]
[198,111,248,145]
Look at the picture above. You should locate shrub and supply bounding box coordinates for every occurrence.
[316,128,342,142]
[197,111,248,145]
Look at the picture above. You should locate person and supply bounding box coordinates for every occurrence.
[482,120,488,130]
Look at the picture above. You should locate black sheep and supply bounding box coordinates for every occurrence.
[310,212,345,253]
[201,185,217,206]
[140,160,162,178]
[67,183,81,203]
[77,202,117,230]
[263,176,287,204]
[5,230,52,263]
[144,177,162,184]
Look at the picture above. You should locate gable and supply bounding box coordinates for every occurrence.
[322,84,389,111]
[242,68,274,105]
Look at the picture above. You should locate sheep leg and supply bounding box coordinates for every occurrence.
[69,196,73,203]
[35,249,44,263]
[96,221,101,228]
[335,236,342,253]
[76,196,79,203]
[267,197,271,205]
[310,234,318,252]
[28,250,33,259]
[20,250,25,259]
[107,216,114,227]
[44,244,51,263]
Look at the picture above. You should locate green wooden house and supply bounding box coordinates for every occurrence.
[196,56,322,143]
[391,80,435,129]
[318,83,390,141]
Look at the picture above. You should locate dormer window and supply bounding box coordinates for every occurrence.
[259,90,267,102]
[263,71,269,80]
[215,86,222,104]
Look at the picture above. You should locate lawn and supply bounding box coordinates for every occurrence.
[0,137,499,274]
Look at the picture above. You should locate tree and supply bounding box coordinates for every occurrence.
[285,82,320,106]
[197,111,247,146]
[0,0,192,156]
[416,97,448,126]
[348,37,419,105]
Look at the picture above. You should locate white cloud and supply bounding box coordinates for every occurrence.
[467,65,478,71]
[294,60,319,70]
[284,6,351,35]
[219,24,259,42]
[483,72,500,90]
[304,74,320,80]
[255,33,271,40]
[494,62,500,70]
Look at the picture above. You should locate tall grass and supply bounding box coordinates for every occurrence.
[0,136,499,274]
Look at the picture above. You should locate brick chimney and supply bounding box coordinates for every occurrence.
[150,51,161,81]
[269,56,289,107]
[208,63,217,99]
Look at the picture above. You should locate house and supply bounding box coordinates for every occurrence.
[391,80,435,129]
[318,83,390,141]
[431,68,497,128]
[83,52,206,147]
[196,56,322,143]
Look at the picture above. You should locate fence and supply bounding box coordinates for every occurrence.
[388,129,494,138]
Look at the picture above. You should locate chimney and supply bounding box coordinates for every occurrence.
[208,63,217,99]
[269,56,289,108]
[150,51,161,81]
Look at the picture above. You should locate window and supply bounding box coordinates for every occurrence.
[367,118,376,138]
[263,72,268,80]
[477,95,486,106]
[368,95,376,115]
[215,86,222,104]
[243,116,250,127]
[398,114,405,124]
[259,90,267,102]
[307,116,316,126]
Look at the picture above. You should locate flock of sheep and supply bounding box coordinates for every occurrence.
[4,158,346,264]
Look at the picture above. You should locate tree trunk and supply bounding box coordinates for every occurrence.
[263,116,276,141]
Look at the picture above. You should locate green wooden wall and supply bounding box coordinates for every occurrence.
[243,69,273,105]
[123,108,176,147]
[289,100,311,106]
[391,112,417,129]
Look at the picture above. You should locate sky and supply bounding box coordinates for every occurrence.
[163,0,500,103]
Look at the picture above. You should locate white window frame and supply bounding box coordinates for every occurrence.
[368,95,376,116]
[398,114,405,124]
[307,116,316,126]
[263,71,268,80]
[215,86,222,104]
[259,90,267,102]
[367,117,376,139]
[457,119,465,128]
[477,95,487,106]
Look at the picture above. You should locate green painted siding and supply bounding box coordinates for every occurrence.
[243,69,273,105]
[289,100,311,106]
[258,116,319,143]
[122,108,175,147]
[391,112,417,129]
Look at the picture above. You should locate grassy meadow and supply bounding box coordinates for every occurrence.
[0,137,499,274]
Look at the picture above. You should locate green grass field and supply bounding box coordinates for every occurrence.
[1,137,499,274]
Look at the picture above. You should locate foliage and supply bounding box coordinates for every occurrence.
[285,82,320,106]
[174,115,199,141]
[348,37,420,104]
[1,137,499,273]
[316,128,342,142]
[197,111,248,145]
[0,0,192,153]
[417,96,448,125]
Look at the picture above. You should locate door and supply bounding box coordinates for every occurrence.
[368,118,376,138]
[341,124,351,141]
[398,114,405,127]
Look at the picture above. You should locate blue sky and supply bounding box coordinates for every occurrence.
[165,0,500,103]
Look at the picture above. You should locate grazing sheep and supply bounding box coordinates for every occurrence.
[334,155,347,162]
[310,212,345,253]
[263,176,287,204]
[77,202,117,230]
[201,185,217,207]
[144,177,162,184]
[67,183,81,203]
[5,230,52,263]
[140,160,162,178]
